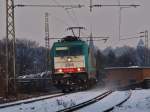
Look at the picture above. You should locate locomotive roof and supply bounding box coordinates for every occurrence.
[61,36,82,42]
[105,66,150,70]
[53,36,87,46]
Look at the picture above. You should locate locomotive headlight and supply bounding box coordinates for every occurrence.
[58,69,63,72]
[67,58,71,62]
[77,68,81,71]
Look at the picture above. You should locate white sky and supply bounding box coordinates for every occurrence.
[0,0,150,49]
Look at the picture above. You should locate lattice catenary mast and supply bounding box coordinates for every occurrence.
[45,12,50,71]
[6,0,16,95]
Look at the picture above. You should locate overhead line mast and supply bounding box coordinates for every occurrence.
[140,31,149,65]
[90,0,92,12]
[6,0,16,96]
[45,12,50,72]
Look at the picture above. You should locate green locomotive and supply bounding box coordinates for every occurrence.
[50,36,97,91]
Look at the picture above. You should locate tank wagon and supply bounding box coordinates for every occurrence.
[50,36,97,91]
[105,67,150,89]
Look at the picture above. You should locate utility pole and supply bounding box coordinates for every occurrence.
[90,0,92,12]
[6,0,16,96]
[145,30,149,65]
[45,12,50,72]
[140,31,149,65]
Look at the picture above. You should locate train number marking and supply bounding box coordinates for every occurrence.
[65,63,74,67]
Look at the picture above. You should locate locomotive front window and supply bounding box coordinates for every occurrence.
[55,46,83,57]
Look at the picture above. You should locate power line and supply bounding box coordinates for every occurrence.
[65,8,79,26]
[71,8,80,26]
[15,2,84,29]
[15,4,84,8]
[51,15,70,38]
[51,0,97,38]
[52,0,82,27]
[120,36,143,41]
[91,4,140,7]
[51,0,85,38]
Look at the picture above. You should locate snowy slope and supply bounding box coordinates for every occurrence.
[112,89,150,112]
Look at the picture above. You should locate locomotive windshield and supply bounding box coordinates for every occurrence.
[55,46,83,57]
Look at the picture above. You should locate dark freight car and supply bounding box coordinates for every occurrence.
[105,67,150,89]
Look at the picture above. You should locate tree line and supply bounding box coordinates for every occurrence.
[0,38,149,77]
[0,39,47,76]
[96,40,150,80]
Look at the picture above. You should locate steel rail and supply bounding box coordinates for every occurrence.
[57,90,112,112]
[0,92,65,109]
[104,90,132,112]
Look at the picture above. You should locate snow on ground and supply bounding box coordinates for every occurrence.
[112,89,150,112]
[0,89,107,112]
[78,91,130,112]
[0,93,63,108]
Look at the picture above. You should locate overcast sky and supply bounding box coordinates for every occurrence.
[0,0,150,49]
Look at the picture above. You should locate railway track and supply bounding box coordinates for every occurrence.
[57,90,112,112]
[57,90,132,112]
[0,89,131,112]
[104,90,132,112]
[0,92,65,109]
[76,90,132,112]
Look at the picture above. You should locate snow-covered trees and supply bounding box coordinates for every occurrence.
[0,39,47,76]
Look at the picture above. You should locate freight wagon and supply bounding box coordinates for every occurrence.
[105,67,150,89]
